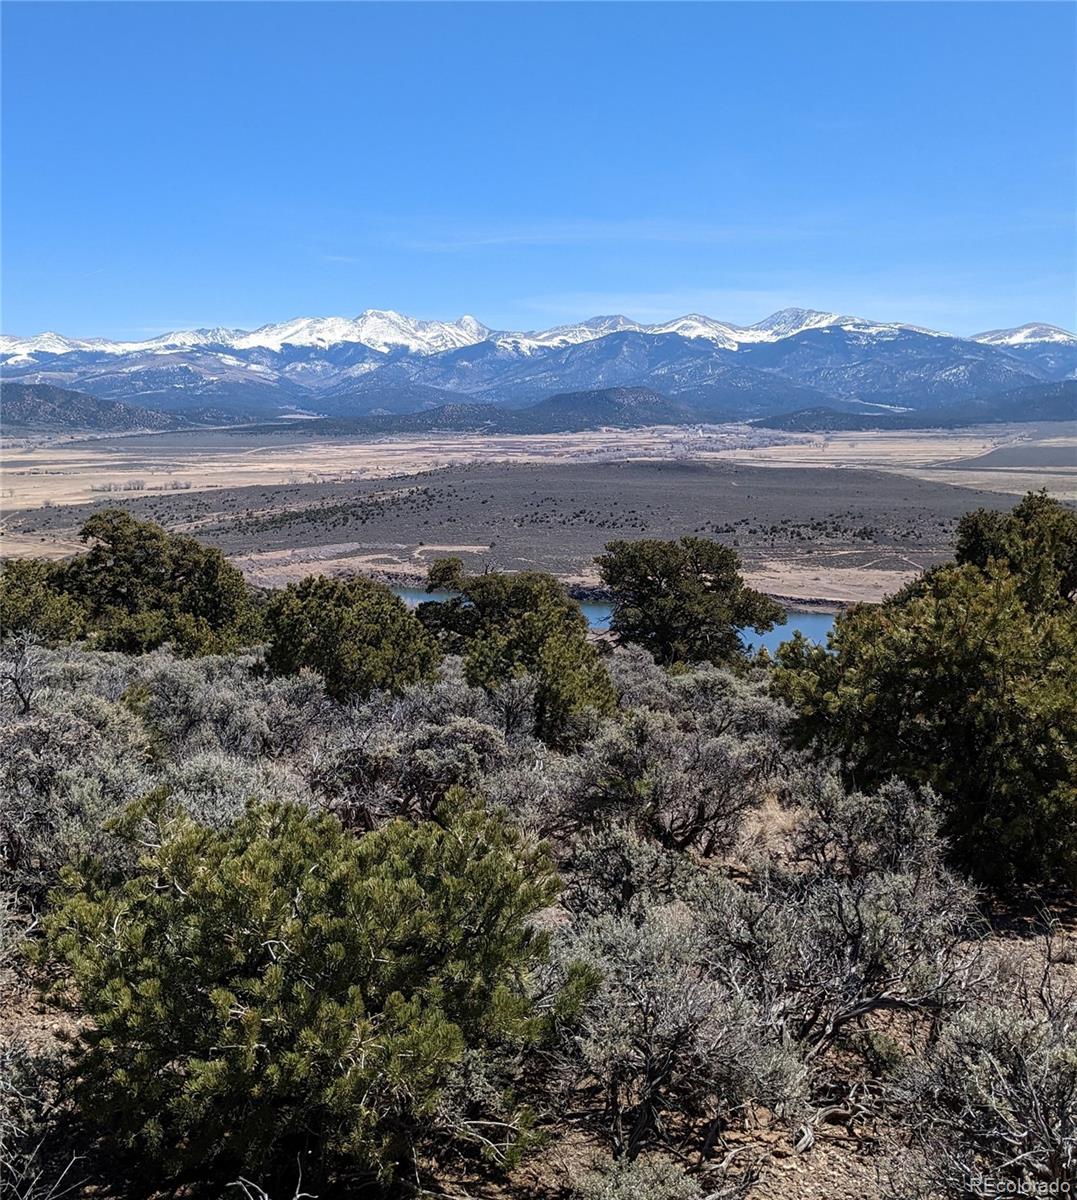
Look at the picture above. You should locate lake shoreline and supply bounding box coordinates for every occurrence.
[362,567,852,615]
[389,583,837,650]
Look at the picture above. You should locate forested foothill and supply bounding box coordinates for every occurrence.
[1,493,1075,1199]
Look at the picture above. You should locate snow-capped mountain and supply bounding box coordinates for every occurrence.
[2,307,1073,421]
[491,315,641,354]
[646,315,741,348]
[972,323,1077,347]
[484,308,939,355]
[968,323,1077,381]
[232,311,490,355]
[741,307,844,339]
[0,310,490,362]
[0,306,976,364]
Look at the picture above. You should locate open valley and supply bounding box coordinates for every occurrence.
[5,420,1072,604]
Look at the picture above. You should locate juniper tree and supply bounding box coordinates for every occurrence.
[596,537,783,667]
[775,556,1077,888]
[954,488,1077,608]
[0,559,87,646]
[418,562,615,746]
[264,573,440,702]
[64,508,261,654]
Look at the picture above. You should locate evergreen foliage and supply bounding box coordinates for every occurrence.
[263,573,440,701]
[955,488,1077,608]
[774,493,1077,888]
[3,494,1075,1195]
[0,558,87,645]
[42,796,558,1188]
[418,560,615,745]
[0,509,258,654]
[596,536,783,666]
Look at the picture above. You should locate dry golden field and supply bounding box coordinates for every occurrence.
[3,421,1073,604]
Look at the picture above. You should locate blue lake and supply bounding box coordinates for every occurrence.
[393,588,834,652]
[739,609,835,653]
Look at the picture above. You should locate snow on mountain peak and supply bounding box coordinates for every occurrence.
[0,331,82,355]
[732,309,953,343]
[493,315,641,353]
[972,323,1077,347]
[579,315,638,333]
[231,317,360,353]
[225,311,490,355]
[3,310,1071,373]
[147,327,244,349]
[746,308,844,337]
[349,309,490,354]
[647,314,740,348]
[454,314,490,339]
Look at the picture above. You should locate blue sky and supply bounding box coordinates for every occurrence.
[3,1,1074,339]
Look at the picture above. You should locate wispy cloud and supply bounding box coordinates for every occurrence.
[373,216,833,254]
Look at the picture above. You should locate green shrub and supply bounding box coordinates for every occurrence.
[0,559,87,645]
[596,536,783,666]
[264,574,440,702]
[775,558,1077,888]
[1,510,259,655]
[65,509,261,654]
[42,796,558,1189]
[418,562,615,746]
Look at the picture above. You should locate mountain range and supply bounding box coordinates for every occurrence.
[0,382,244,433]
[2,308,1075,424]
[222,380,1077,439]
[5,376,1075,440]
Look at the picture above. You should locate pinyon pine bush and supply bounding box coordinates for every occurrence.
[41,795,561,1190]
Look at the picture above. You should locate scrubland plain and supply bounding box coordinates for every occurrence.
[2,421,1073,604]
